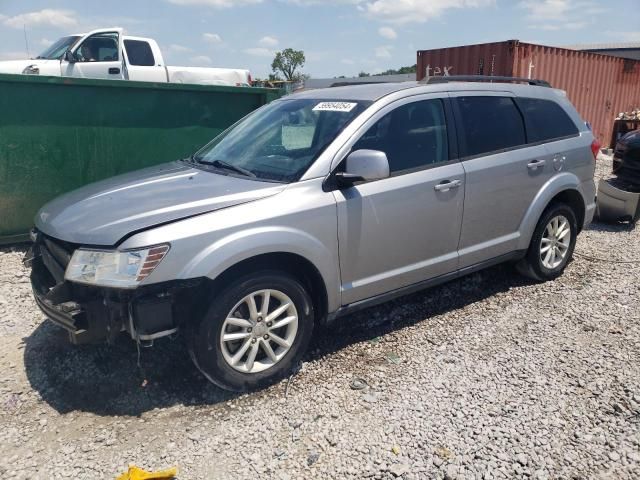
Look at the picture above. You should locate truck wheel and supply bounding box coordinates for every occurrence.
[517,203,578,282]
[187,271,314,392]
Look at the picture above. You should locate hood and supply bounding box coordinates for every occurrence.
[36,161,287,245]
[0,59,61,75]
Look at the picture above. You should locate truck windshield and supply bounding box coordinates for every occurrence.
[193,98,371,183]
[36,36,81,60]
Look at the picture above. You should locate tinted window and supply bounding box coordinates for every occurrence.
[353,99,449,173]
[454,96,526,157]
[124,40,155,66]
[516,97,579,143]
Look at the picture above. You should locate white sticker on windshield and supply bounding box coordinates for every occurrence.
[313,102,358,112]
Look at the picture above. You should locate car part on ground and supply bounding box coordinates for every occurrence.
[596,130,640,224]
[596,178,640,223]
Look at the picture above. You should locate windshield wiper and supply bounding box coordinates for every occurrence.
[203,158,256,178]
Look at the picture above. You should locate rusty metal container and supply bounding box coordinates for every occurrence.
[417,40,640,147]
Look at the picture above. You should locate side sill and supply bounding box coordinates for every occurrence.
[326,250,526,324]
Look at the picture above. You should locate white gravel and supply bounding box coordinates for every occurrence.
[1,155,639,480]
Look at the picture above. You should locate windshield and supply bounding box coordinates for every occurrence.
[193,98,371,183]
[37,36,81,59]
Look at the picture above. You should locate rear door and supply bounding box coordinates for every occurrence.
[451,92,554,268]
[123,39,167,82]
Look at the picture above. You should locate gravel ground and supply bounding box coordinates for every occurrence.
[1,155,639,480]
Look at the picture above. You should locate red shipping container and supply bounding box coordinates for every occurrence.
[417,40,640,147]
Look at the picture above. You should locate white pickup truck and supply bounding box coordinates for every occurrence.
[0,28,252,87]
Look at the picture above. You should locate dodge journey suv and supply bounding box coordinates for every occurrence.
[27,76,598,391]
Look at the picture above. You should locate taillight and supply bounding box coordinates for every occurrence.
[248,73,252,85]
[591,139,601,159]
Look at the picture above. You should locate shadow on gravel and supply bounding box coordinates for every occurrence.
[23,323,239,416]
[24,263,532,417]
[586,220,635,233]
[309,263,532,365]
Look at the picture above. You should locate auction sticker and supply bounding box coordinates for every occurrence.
[313,102,358,112]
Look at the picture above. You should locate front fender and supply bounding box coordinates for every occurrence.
[177,226,341,312]
[516,172,587,251]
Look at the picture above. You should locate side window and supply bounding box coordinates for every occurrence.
[352,99,449,174]
[124,40,155,67]
[516,97,579,143]
[454,96,526,157]
[76,33,119,62]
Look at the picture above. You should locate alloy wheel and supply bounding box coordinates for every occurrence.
[220,289,298,373]
[540,215,571,269]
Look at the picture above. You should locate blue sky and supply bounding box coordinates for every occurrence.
[0,0,638,78]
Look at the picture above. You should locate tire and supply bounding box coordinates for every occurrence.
[517,202,578,282]
[187,270,314,392]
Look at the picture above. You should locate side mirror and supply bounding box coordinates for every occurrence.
[335,149,390,188]
[64,50,77,63]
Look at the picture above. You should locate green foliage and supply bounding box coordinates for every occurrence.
[375,64,417,76]
[271,48,306,81]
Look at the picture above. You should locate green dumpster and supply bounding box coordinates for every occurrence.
[0,73,281,244]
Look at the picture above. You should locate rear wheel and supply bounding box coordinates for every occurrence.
[517,203,578,281]
[187,271,314,392]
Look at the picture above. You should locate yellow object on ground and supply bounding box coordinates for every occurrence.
[115,465,178,480]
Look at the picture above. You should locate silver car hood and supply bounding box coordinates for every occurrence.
[35,161,286,245]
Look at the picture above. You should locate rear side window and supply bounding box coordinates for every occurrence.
[454,96,526,158]
[124,40,155,66]
[516,97,579,143]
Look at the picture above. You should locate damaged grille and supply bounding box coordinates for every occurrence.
[38,235,78,284]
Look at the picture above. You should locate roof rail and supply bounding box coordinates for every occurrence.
[420,75,551,87]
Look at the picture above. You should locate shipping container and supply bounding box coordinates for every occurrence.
[0,73,281,244]
[417,40,640,147]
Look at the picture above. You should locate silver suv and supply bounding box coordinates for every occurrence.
[27,77,598,391]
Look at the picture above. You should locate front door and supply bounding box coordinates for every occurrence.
[334,96,465,305]
[61,29,125,80]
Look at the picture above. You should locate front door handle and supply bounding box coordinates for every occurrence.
[108,67,121,74]
[527,159,546,170]
[434,179,462,192]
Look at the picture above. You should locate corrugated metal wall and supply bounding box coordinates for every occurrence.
[417,41,640,146]
[417,41,515,79]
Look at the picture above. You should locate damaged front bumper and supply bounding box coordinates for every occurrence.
[26,237,202,345]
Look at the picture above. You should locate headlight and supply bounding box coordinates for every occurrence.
[65,244,170,288]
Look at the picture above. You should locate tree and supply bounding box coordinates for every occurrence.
[271,48,306,81]
[374,64,417,76]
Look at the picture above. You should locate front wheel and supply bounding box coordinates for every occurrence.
[517,203,578,281]
[187,271,314,392]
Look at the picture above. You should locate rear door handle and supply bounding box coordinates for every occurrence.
[434,179,462,192]
[108,67,120,74]
[527,159,546,170]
